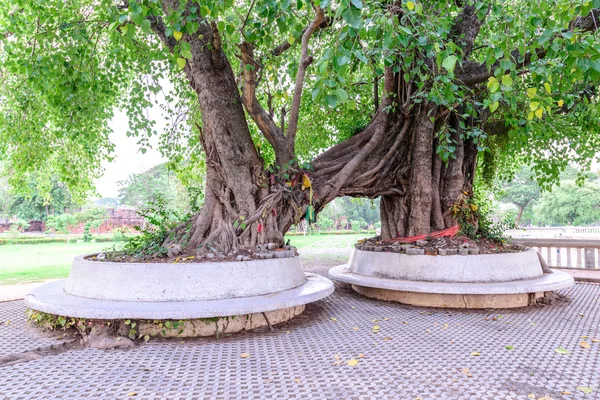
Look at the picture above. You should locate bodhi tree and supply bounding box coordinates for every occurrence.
[1,0,599,255]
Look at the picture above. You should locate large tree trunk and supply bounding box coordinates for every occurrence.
[151,7,482,254]
[153,14,303,254]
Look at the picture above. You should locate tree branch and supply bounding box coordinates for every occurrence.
[449,2,490,58]
[271,15,332,57]
[285,6,325,146]
[456,8,600,87]
[239,42,286,156]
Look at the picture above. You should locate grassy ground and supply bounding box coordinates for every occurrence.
[285,234,370,249]
[0,241,118,285]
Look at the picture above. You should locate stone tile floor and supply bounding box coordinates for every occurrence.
[0,259,599,399]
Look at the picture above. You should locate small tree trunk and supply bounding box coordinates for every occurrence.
[515,205,526,227]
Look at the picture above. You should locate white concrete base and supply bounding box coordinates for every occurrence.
[329,263,574,309]
[25,273,333,320]
[65,254,307,301]
[349,248,543,283]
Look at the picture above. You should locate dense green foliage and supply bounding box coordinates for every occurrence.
[1,0,599,204]
[532,181,600,226]
[496,165,600,226]
[0,176,76,220]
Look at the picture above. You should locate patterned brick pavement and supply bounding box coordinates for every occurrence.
[1,260,599,399]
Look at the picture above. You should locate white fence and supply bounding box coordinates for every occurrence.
[512,238,600,269]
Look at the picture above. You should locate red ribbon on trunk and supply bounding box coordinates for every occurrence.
[382,225,460,243]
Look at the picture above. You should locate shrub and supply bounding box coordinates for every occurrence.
[113,195,184,259]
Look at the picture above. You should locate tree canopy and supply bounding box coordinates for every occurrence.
[1,0,600,251]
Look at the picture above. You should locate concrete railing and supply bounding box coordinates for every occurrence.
[508,227,600,239]
[512,238,600,269]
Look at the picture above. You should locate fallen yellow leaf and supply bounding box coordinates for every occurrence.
[293,379,302,384]
[580,341,591,349]
[561,391,573,395]
[470,352,481,357]
[527,394,535,399]
[127,393,137,397]
[240,353,250,358]
[352,326,359,331]
[592,338,599,343]
[358,354,365,358]
[347,358,359,367]
[383,337,392,341]
[330,317,337,322]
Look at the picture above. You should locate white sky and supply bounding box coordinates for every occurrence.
[93,109,166,199]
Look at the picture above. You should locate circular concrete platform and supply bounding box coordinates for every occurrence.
[65,254,308,302]
[329,250,575,308]
[25,273,333,320]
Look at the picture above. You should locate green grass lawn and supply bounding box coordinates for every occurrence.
[0,241,118,285]
[285,234,370,249]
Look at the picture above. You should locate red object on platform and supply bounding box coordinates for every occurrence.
[382,225,460,243]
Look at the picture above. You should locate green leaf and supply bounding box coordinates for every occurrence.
[173,31,183,41]
[334,88,349,102]
[176,58,186,69]
[441,55,458,73]
[487,77,500,93]
[544,82,551,94]
[501,75,513,87]
[527,88,537,98]
[406,1,415,10]
[140,19,151,33]
[181,50,193,60]
[350,0,363,9]
[555,347,570,355]
[577,386,593,395]
[489,101,499,113]
[342,6,362,29]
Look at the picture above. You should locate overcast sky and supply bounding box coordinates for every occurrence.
[93,109,165,199]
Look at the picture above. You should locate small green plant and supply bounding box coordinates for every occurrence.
[452,188,514,243]
[7,219,30,238]
[45,214,78,242]
[117,194,183,259]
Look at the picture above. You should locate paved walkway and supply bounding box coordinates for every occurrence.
[0,281,56,303]
[554,268,600,283]
[1,260,600,399]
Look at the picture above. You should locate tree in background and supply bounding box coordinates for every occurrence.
[498,165,599,226]
[319,197,379,230]
[0,177,76,221]
[75,207,109,241]
[2,1,600,255]
[45,214,78,242]
[118,163,202,214]
[499,167,540,226]
[533,181,600,226]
